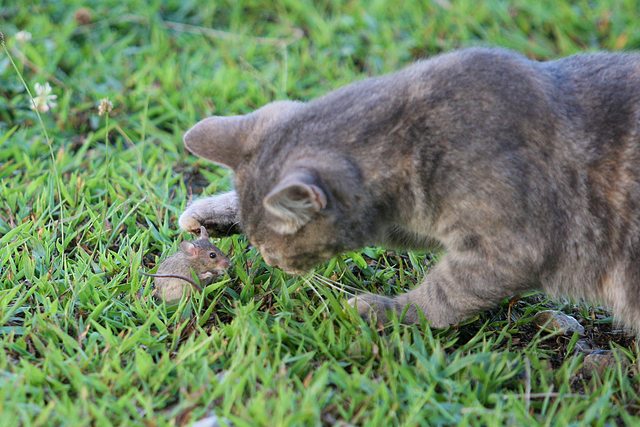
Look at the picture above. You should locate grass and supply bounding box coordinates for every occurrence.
[1,0,640,425]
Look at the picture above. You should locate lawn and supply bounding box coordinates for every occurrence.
[1,1,639,425]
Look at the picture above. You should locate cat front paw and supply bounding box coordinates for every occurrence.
[179,192,241,237]
[178,209,203,234]
[347,294,398,323]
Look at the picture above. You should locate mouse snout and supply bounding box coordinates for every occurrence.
[217,257,231,270]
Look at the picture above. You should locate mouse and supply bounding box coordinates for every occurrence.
[142,226,231,302]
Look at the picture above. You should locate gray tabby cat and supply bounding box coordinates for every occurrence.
[179,47,640,330]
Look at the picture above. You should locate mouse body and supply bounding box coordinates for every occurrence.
[147,226,230,302]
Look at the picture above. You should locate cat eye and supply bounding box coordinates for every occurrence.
[209,252,217,259]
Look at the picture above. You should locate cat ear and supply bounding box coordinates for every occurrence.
[184,101,303,170]
[180,241,198,257]
[264,171,327,235]
[183,115,253,170]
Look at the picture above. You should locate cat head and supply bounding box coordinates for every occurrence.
[184,101,373,274]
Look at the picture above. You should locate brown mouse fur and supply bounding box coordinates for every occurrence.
[146,227,230,302]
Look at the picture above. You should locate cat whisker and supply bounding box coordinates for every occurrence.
[312,274,378,311]
[311,274,358,297]
[312,274,377,311]
[311,274,350,294]
[312,274,357,295]
[312,273,362,294]
[224,220,241,234]
[302,275,329,313]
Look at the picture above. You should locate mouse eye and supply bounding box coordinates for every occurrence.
[209,252,217,259]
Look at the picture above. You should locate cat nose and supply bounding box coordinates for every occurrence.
[264,255,280,267]
[261,251,281,268]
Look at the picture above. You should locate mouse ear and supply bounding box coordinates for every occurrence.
[180,241,198,257]
[199,226,209,239]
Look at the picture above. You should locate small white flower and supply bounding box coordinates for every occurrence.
[31,82,57,113]
[15,31,32,43]
[97,98,113,116]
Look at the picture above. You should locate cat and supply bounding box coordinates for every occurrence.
[179,47,640,330]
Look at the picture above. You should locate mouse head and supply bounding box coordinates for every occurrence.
[180,226,231,273]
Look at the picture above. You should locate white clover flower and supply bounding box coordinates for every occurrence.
[97,98,113,116]
[15,31,32,43]
[31,82,57,113]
